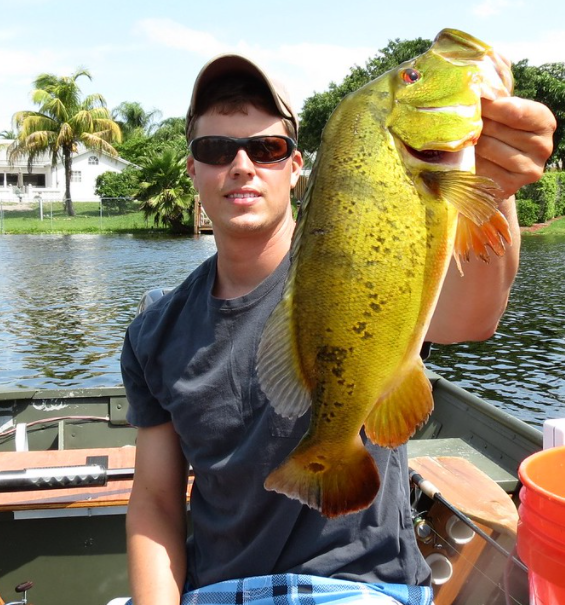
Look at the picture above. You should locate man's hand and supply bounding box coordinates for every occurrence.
[476,97,557,198]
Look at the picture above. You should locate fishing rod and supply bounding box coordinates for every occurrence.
[0,464,135,492]
[409,467,528,574]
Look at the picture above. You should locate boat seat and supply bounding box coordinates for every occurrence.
[407,437,519,492]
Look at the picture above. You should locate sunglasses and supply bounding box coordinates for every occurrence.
[190,135,296,166]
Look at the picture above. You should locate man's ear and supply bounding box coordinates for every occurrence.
[290,150,304,189]
[187,156,196,180]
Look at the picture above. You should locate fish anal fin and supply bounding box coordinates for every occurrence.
[264,437,380,517]
[257,292,311,418]
[364,358,433,448]
[454,210,511,275]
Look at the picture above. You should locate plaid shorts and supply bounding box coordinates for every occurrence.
[179,574,434,605]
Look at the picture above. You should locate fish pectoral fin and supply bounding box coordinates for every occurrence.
[453,210,512,274]
[421,170,502,226]
[364,358,433,448]
[256,292,311,418]
[264,436,380,517]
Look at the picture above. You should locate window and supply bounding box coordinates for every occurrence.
[88,156,99,165]
[71,171,82,182]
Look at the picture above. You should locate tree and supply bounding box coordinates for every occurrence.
[136,148,195,233]
[115,116,187,165]
[0,129,16,139]
[9,68,122,215]
[112,101,162,139]
[512,60,565,166]
[299,38,431,153]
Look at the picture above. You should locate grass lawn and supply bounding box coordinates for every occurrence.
[522,215,565,236]
[0,201,167,234]
[537,215,565,235]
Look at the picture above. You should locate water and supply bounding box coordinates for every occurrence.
[427,234,565,426]
[0,233,563,426]
[0,234,217,388]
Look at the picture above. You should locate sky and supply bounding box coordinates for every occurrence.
[1,0,564,133]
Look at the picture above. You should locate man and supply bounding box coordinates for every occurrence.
[121,53,556,605]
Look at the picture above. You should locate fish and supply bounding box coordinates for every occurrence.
[256,29,514,517]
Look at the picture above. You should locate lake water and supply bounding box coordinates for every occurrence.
[0,233,563,427]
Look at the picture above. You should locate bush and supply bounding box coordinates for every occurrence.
[95,167,140,201]
[517,198,538,227]
[556,172,565,217]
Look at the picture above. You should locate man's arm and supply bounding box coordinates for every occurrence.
[127,422,188,605]
[427,97,557,344]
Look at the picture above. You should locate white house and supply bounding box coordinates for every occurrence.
[0,141,132,202]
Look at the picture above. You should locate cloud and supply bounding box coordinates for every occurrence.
[132,18,377,109]
[496,31,565,65]
[471,0,525,17]
[133,18,229,57]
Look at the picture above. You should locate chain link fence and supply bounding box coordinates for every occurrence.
[0,196,147,234]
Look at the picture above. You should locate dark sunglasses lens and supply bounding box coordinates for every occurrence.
[191,136,294,165]
[248,137,291,163]
[192,138,237,165]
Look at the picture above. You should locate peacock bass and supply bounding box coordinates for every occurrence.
[256,29,513,517]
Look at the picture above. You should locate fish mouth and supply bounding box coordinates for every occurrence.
[403,144,465,167]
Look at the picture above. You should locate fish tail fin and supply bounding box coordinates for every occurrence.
[364,357,433,448]
[453,210,512,274]
[264,437,380,517]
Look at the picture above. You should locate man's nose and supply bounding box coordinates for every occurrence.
[229,148,256,176]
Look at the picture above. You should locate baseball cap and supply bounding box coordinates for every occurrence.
[186,54,299,140]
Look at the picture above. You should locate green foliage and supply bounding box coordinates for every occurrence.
[516,198,538,227]
[535,172,558,222]
[95,167,141,211]
[512,60,565,166]
[114,133,153,164]
[555,172,565,217]
[114,117,187,165]
[112,101,162,139]
[299,38,432,153]
[519,172,559,222]
[136,148,195,232]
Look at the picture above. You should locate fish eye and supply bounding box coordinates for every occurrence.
[401,68,421,84]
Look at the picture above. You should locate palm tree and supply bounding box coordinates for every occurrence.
[112,101,162,139]
[137,148,195,233]
[9,68,122,216]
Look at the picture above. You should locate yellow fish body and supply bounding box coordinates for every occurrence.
[257,29,513,517]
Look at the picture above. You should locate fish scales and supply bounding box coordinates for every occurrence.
[257,29,513,517]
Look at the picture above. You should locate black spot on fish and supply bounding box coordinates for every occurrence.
[353,322,367,334]
[317,346,348,378]
[307,462,325,473]
[370,303,382,312]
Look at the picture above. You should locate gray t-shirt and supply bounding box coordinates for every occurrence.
[121,253,430,589]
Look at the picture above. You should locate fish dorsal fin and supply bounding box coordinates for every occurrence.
[255,150,324,418]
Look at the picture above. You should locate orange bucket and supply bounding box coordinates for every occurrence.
[517,446,565,605]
